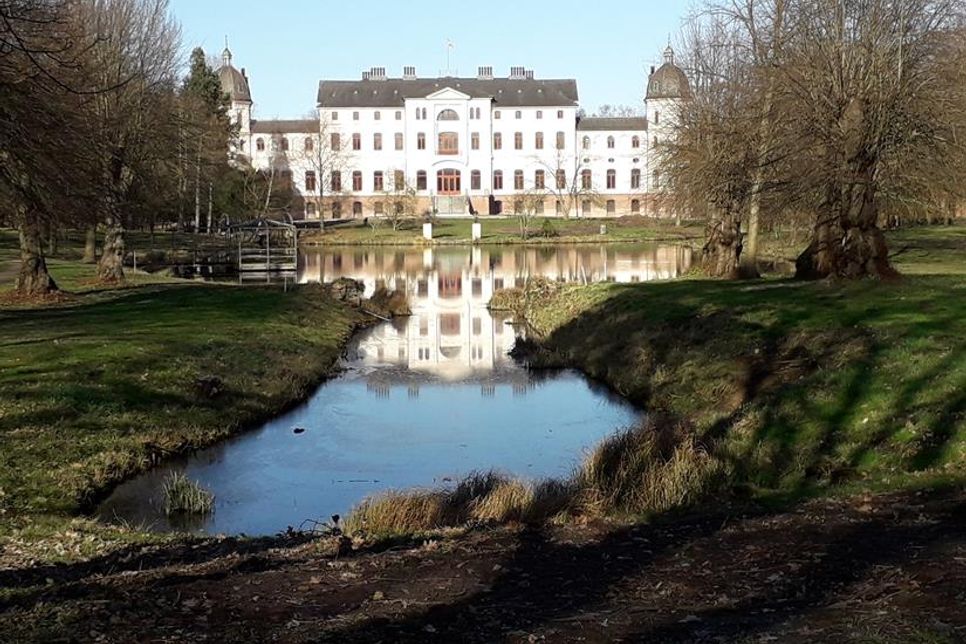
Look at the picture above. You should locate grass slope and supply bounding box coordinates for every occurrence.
[510,225,966,503]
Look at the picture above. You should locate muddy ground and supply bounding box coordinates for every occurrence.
[1,489,964,643]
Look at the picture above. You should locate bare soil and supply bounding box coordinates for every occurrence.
[2,489,963,643]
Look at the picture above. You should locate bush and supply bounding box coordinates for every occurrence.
[160,472,214,516]
[538,218,560,238]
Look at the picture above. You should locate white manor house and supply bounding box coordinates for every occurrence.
[217,46,690,220]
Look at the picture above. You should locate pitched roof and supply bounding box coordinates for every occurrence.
[577,117,648,131]
[251,119,319,134]
[317,78,579,108]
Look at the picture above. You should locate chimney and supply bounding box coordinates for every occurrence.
[370,66,387,81]
[362,70,371,81]
[403,66,417,80]
[509,66,526,79]
[525,69,534,80]
[477,66,494,80]
[650,65,655,75]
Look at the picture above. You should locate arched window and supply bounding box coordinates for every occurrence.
[514,132,523,150]
[556,131,565,150]
[305,171,317,192]
[631,168,641,189]
[581,169,592,190]
[535,132,544,149]
[606,199,616,214]
[417,170,427,190]
[630,199,641,214]
[331,202,341,218]
[471,170,481,190]
[606,136,615,149]
[437,169,461,194]
[353,201,363,216]
[631,136,640,149]
[352,171,362,191]
[582,136,590,150]
[606,169,616,189]
[304,137,314,152]
[652,169,661,189]
[256,138,264,151]
[437,109,459,121]
[306,202,317,218]
[493,170,504,190]
[514,169,524,190]
[556,169,566,189]
[281,137,290,151]
[493,132,502,150]
[535,170,545,189]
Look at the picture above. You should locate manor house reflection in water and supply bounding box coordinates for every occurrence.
[299,244,692,381]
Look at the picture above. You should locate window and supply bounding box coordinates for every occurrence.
[556,131,565,150]
[607,169,616,189]
[471,170,481,190]
[632,136,640,149]
[556,169,566,189]
[493,170,503,190]
[281,137,290,151]
[416,108,421,120]
[556,200,563,215]
[582,136,590,150]
[332,202,341,218]
[352,171,362,191]
[352,133,361,150]
[514,132,523,150]
[514,200,523,215]
[373,171,384,191]
[471,132,480,150]
[536,110,543,119]
[535,169,545,189]
[535,132,544,149]
[332,111,339,121]
[304,137,314,152]
[493,132,502,150]
[654,111,660,125]
[581,169,592,189]
[393,110,401,120]
[631,199,641,214]
[494,110,501,119]
[607,200,616,214]
[437,169,460,194]
[421,107,427,119]
[353,201,363,216]
[515,110,522,119]
[353,111,359,121]
[417,170,427,190]
[374,201,384,215]
[582,200,591,216]
[417,132,426,150]
[514,169,524,190]
[557,110,564,119]
[305,171,317,192]
[394,170,404,189]
[438,132,458,155]
[395,133,403,150]
[535,200,544,215]
[631,169,641,189]
[330,133,340,151]
[306,202,317,218]
[331,171,342,192]
[256,138,265,151]
[280,170,292,189]
[607,136,615,149]
[373,133,382,150]
[652,170,661,189]
[374,111,381,121]
[438,109,459,121]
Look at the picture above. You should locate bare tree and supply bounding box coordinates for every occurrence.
[297,113,351,226]
[537,148,601,219]
[510,189,547,240]
[377,170,418,231]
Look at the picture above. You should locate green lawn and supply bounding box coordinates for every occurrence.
[304,216,704,246]
[507,224,966,503]
[0,231,362,558]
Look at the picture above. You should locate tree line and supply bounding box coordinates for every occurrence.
[0,0,253,296]
[663,0,966,279]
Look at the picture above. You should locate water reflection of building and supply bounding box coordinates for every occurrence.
[299,245,691,380]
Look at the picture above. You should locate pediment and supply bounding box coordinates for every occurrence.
[425,87,471,101]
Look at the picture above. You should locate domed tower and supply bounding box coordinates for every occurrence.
[645,45,690,195]
[217,44,252,138]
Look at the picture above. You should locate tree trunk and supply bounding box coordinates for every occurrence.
[15,216,58,296]
[702,210,743,278]
[796,165,897,280]
[206,182,213,234]
[194,138,202,233]
[97,211,126,283]
[82,225,97,263]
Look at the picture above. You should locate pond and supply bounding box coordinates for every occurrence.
[97,242,692,536]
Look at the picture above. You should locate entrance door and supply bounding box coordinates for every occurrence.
[437,169,461,195]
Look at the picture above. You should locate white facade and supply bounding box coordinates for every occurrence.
[219,49,689,220]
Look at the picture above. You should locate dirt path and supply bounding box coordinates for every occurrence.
[2,490,964,643]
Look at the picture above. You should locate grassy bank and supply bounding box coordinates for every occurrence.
[0,234,363,558]
[348,225,966,535]
[302,216,704,246]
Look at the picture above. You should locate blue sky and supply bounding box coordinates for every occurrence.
[171,0,691,119]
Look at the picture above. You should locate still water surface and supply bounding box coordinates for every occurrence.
[98,243,691,536]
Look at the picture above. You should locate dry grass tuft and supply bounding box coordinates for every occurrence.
[160,473,214,516]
